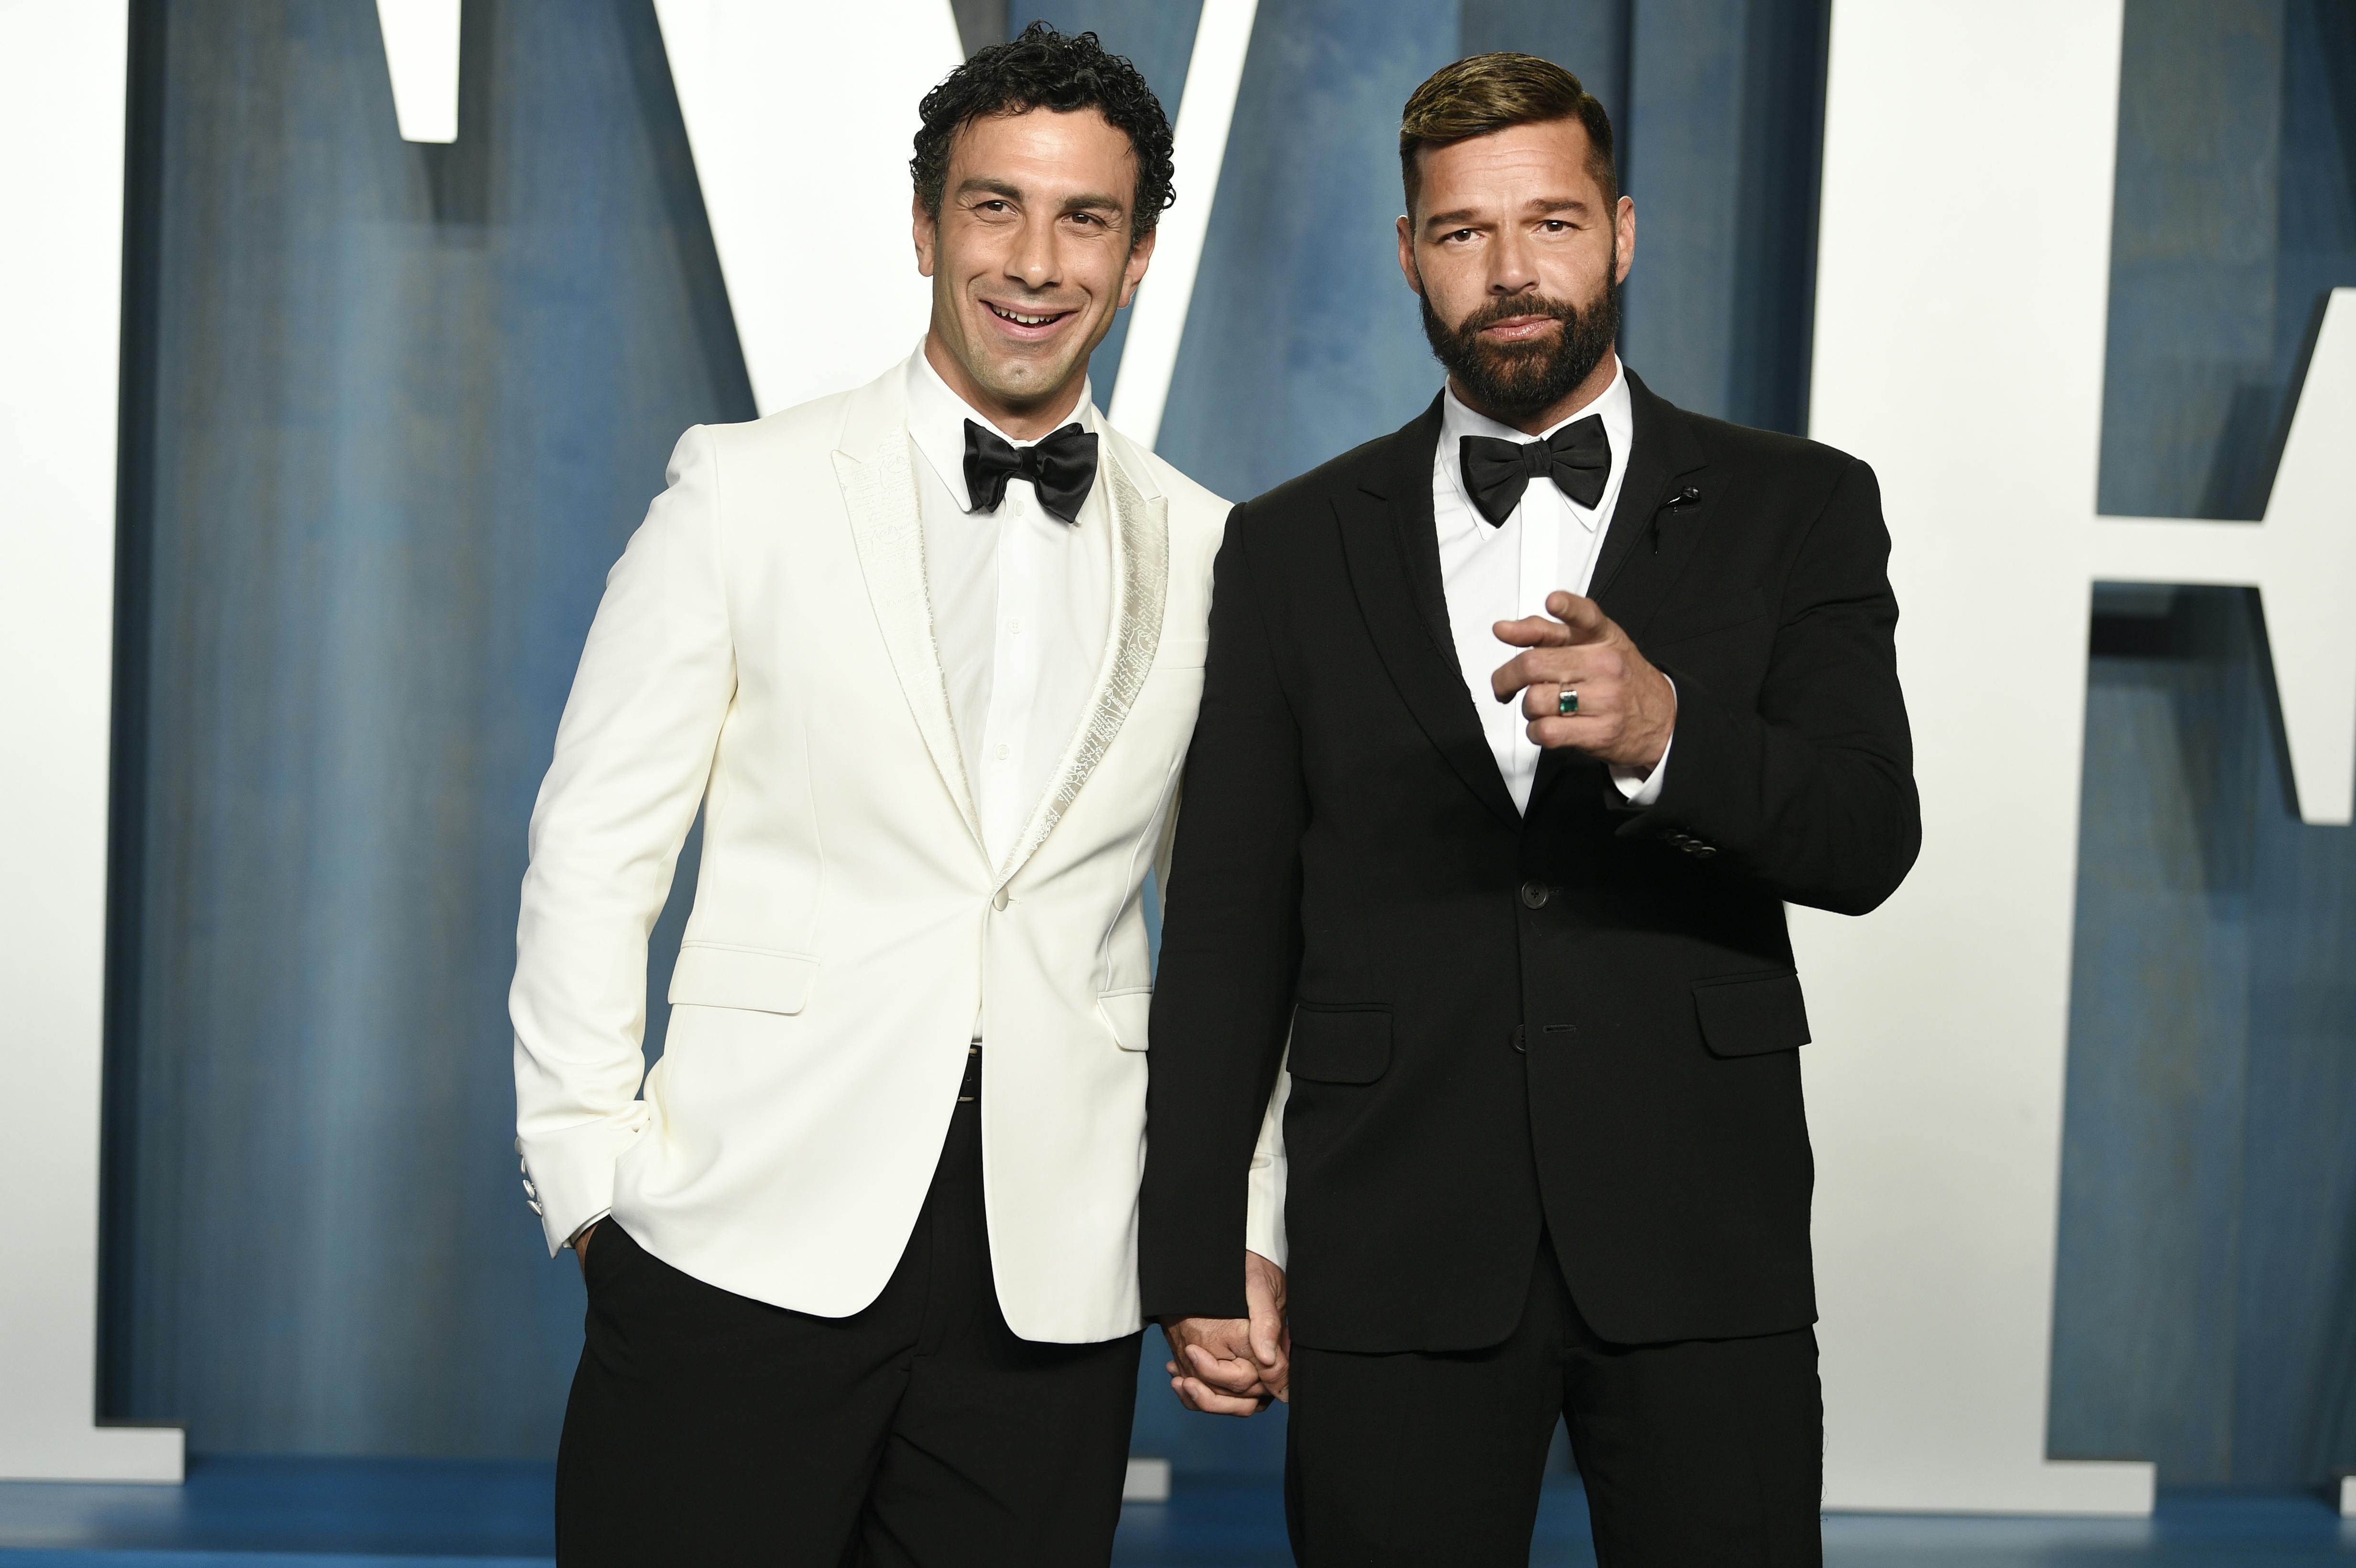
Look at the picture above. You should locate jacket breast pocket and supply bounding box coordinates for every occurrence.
[1691,970,1810,1058]
[1155,635,1209,669]
[668,943,819,1015]
[1644,588,1768,650]
[1287,1004,1392,1083]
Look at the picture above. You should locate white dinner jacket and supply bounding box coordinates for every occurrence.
[511,361,1276,1343]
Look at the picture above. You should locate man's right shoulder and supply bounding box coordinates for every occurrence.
[682,382,868,470]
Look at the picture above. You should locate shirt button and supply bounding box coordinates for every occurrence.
[994,743,1010,761]
[1520,881,1550,909]
[1008,618,1022,635]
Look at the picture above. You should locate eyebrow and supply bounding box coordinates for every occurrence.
[954,177,1127,217]
[1423,195,1592,229]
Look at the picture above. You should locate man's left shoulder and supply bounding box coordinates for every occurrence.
[1101,425,1233,579]
[1681,408,1865,489]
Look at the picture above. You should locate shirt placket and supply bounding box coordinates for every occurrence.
[981,484,1047,865]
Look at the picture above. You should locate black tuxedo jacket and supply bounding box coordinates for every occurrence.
[1140,371,1920,1352]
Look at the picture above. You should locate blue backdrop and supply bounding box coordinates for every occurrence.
[98,0,2356,1488]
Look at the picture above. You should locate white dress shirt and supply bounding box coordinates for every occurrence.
[1431,358,1670,813]
[905,348,1115,874]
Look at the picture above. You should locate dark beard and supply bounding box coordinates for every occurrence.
[1419,272,1621,424]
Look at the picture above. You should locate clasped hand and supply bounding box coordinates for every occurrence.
[1160,1251,1289,1416]
[1491,590,1675,771]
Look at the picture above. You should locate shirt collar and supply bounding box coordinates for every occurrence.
[1438,356,1633,525]
[904,343,1096,513]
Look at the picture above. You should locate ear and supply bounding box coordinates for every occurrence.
[1396,214,1423,297]
[1612,195,1635,286]
[1117,222,1158,309]
[913,191,938,278]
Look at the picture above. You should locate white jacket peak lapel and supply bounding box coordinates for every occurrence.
[832,392,986,855]
[996,440,1167,885]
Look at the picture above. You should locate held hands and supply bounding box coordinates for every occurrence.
[1492,590,1676,773]
[1161,1251,1290,1416]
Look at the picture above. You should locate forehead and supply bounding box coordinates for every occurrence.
[947,106,1137,196]
[1415,118,1603,213]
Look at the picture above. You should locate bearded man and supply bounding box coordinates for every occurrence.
[1140,52,1920,1566]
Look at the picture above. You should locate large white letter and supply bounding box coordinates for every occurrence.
[0,0,183,1483]
[652,0,963,417]
[1802,0,2356,1514]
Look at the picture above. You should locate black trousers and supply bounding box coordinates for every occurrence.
[555,1090,1142,1567]
[1284,1240,1822,1567]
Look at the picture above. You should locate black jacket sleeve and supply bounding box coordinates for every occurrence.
[1140,508,1307,1322]
[1626,458,1921,915]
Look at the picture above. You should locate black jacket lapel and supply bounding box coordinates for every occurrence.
[1532,369,1712,815]
[1337,396,1521,831]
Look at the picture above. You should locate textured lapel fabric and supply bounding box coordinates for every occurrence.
[830,371,988,856]
[1338,396,1521,831]
[993,423,1168,888]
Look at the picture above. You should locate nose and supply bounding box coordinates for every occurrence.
[1489,225,1538,297]
[1007,210,1059,294]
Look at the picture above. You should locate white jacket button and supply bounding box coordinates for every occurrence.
[526,1199,544,1217]
[992,888,1010,912]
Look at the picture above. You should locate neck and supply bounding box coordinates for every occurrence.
[1451,348,1621,437]
[923,329,1087,441]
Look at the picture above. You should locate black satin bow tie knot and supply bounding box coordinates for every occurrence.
[962,419,1099,525]
[1459,414,1612,526]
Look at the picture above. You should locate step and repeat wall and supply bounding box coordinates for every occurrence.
[11,0,2352,1498]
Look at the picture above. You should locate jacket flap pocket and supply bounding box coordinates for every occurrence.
[1099,988,1152,1051]
[1692,970,1810,1058]
[1287,1005,1392,1083]
[668,944,818,1015]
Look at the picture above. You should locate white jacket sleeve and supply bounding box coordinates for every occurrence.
[511,426,738,1254]
[1244,1053,1289,1268]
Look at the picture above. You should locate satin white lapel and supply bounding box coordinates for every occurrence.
[832,426,986,854]
[995,444,1167,886]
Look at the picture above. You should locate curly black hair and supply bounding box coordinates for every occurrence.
[911,22,1176,249]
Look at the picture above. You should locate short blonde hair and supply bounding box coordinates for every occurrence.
[1399,53,1616,218]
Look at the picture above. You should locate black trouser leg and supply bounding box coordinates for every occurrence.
[1284,1243,1822,1567]
[853,1100,1140,1568]
[555,1091,1139,1568]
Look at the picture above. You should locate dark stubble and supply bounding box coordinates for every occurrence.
[1419,267,1621,425]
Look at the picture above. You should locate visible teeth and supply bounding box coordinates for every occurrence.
[993,305,1058,326]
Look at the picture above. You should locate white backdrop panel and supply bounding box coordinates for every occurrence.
[0,0,184,1483]
[652,0,964,417]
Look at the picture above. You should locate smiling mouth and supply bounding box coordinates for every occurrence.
[987,301,1073,328]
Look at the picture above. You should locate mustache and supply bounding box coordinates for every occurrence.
[1444,294,1582,341]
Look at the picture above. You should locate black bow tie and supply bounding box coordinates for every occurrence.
[1459,414,1612,526]
[962,420,1099,525]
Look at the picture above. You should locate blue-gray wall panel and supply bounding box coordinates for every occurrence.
[1156,0,1462,501]
[105,0,745,1456]
[2051,0,2356,1485]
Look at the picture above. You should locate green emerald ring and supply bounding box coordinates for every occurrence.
[1557,688,1580,717]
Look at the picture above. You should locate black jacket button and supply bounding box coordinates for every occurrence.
[1519,881,1550,909]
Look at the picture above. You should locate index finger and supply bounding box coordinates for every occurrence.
[1546,591,1612,642]
[1492,613,1574,651]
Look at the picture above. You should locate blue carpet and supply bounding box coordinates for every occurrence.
[0,1458,2351,1564]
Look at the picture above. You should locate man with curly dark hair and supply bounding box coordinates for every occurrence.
[519,22,1280,1567]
